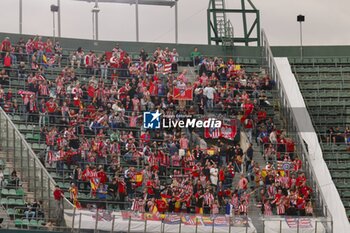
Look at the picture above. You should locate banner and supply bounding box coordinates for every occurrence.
[65,209,256,233]
[204,118,237,140]
[277,161,293,171]
[173,87,193,100]
[121,211,248,227]
[221,119,237,140]
[285,217,312,228]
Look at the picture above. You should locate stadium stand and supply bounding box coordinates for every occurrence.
[291,57,350,220]
[0,32,333,233]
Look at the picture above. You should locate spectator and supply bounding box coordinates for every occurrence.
[53,185,64,225]
[9,170,20,187]
[24,199,36,220]
[190,47,201,66]
[203,84,216,111]
[3,52,11,75]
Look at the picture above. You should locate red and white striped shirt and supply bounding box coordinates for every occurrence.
[239,203,248,214]
[39,84,49,96]
[203,192,214,206]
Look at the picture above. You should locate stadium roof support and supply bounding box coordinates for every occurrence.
[75,0,178,43]
[207,0,260,46]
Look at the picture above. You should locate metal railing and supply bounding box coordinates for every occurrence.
[261,29,333,232]
[0,107,74,222]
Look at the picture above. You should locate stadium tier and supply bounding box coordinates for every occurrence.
[0,31,342,233]
[292,58,350,219]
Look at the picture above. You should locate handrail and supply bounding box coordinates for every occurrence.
[0,107,74,209]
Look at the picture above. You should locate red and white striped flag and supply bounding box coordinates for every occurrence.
[163,62,172,74]
[204,126,221,139]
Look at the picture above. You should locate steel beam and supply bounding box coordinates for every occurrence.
[75,0,176,7]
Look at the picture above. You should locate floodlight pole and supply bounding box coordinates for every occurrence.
[53,11,56,42]
[136,0,139,42]
[57,0,61,37]
[19,0,22,34]
[92,0,100,40]
[175,0,178,44]
[299,21,303,59]
[297,14,305,59]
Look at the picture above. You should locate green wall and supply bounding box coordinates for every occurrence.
[0,32,260,58]
[271,46,350,58]
[1,32,350,58]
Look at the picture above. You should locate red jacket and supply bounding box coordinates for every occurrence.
[53,188,64,200]
[97,171,108,184]
[4,56,11,67]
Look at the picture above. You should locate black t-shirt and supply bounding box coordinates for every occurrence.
[196,195,204,208]
[109,183,118,193]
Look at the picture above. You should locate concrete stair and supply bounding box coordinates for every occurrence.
[240,132,265,232]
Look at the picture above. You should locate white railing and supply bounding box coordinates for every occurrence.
[261,29,333,232]
[0,107,73,226]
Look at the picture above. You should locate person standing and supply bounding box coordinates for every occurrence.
[245,143,254,172]
[53,185,64,225]
[203,84,216,111]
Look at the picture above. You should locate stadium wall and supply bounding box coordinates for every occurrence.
[2,32,350,58]
[0,32,260,57]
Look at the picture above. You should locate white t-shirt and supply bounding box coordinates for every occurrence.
[203,87,215,100]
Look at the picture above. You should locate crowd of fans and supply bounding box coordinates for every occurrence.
[0,35,314,218]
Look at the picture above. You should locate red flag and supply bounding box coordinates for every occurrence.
[105,51,113,61]
[173,87,193,100]
[221,119,237,140]
[204,119,237,140]
[204,126,221,139]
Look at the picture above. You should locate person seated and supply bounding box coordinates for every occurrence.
[8,170,20,187]
[24,200,36,220]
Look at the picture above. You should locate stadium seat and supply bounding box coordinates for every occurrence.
[1,189,9,196]
[16,189,24,196]
[15,199,25,206]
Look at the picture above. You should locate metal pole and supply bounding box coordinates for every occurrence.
[72,207,76,230]
[48,179,51,219]
[27,148,31,186]
[111,215,115,233]
[57,0,61,37]
[279,220,282,233]
[19,0,23,34]
[175,0,178,44]
[228,217,231,233]
[6,120,9,162]
[40,168,44,200]
[95,11,99,40]
[262,218,265,233]
[92,11,95,40]
[212,218,215,233]
[178,219,181,233]
[300,21,303,59]
[94,208,99,233]
[241,0,248,46]
[20,142,23,180]
[315,220,317,233]
[33,159,37,200]
[95,0,99,40]
[12,129,16,171]
[78,213,82,233]
[128,216,131,233]
[136,0,139,42]
[144,219,147,233]
[195,218,198,233]
[53,11,56,42]
[297,217,300,233]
